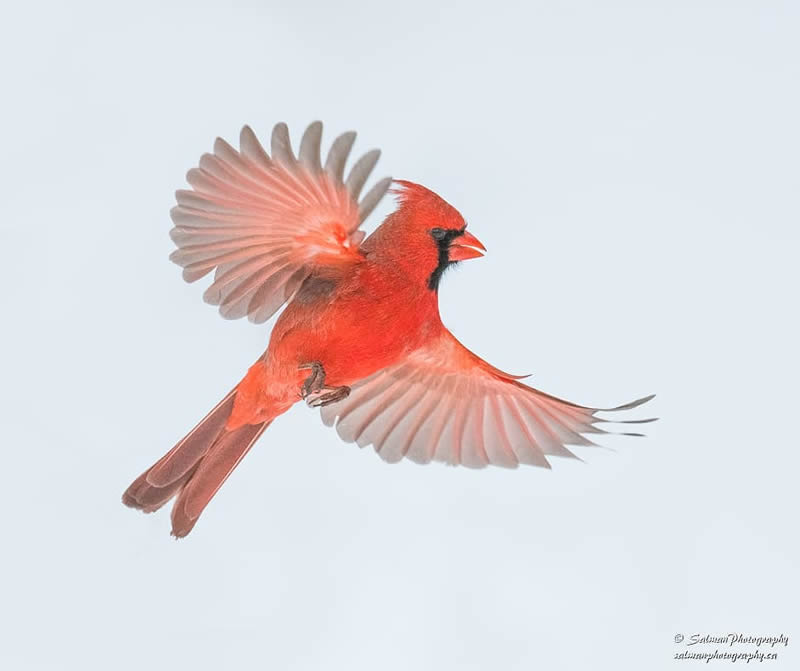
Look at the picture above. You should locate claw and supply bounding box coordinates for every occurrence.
[308,386,351,408]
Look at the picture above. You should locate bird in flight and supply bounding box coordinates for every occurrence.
[123,121,655,537]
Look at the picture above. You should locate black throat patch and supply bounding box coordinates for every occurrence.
[427,228,465,291]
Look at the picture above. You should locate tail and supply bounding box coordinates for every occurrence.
[122,387,271,538]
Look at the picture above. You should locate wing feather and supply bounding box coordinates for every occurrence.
[298,121,323,172]
[170,121,390,322]
[239,125,271,168]
[325,131,357,180]
[270,122,296,165]
[346,149,381,200]
[358,176,393,223]
[486,395,521,467]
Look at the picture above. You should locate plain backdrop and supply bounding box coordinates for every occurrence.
[2,1,798,669]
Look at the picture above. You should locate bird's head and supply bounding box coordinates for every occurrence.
[370,180,485,291]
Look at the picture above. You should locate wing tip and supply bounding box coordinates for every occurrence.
[598,393,656,413]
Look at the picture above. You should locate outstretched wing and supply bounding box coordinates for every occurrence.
[169,121,392,323]
[320,331,656,468]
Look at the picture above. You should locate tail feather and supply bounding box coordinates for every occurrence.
[123,467,196,513]
[144,389,237,488]
[170,421,270,537]
[122,386,271,537]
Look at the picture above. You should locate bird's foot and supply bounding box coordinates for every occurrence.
[299,361,326,399]
[299,362,350,407]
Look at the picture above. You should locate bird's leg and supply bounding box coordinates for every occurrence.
[299,362,326,399]
[298,361,350,407]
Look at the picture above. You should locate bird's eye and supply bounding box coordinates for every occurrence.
[430,228,447,241]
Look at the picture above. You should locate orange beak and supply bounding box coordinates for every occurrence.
[449,230,486,262]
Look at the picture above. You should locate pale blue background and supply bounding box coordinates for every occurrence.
[2,1,798,669]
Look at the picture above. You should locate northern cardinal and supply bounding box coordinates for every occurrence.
[123,121,655,537]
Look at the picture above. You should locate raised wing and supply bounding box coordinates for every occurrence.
[320,331,656,468]
[169,121,392,323]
